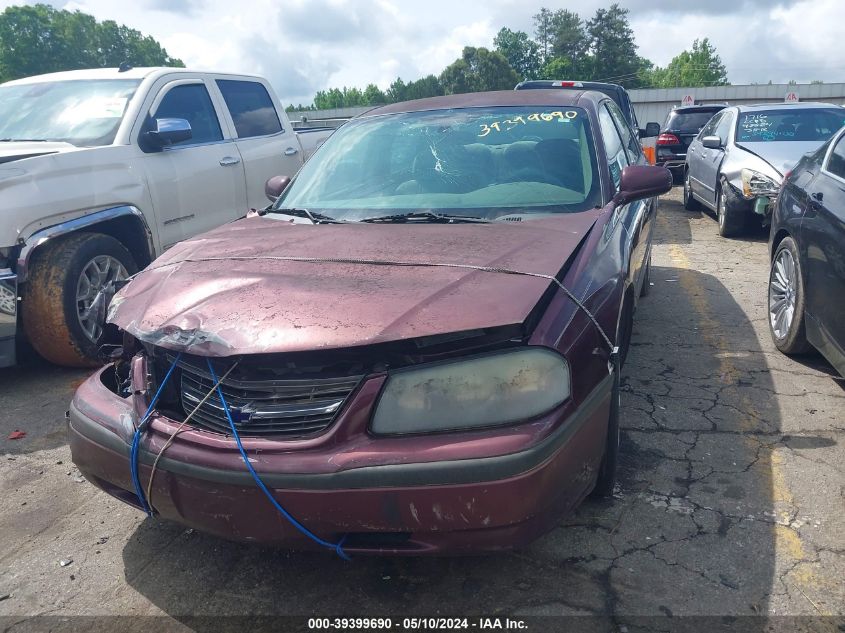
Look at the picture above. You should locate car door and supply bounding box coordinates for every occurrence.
[801,131,845,371]
[214,78,304,210]
[687,111,724,205]
[605,100,652,293]
[138,78,247,250]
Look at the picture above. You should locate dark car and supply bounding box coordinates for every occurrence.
[684,102,845,236]
[768,126,845,377]
[515,80,660,138]
[69,90,671,555]
[657,104,726,180]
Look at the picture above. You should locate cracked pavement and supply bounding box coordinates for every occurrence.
[0,187,843,627]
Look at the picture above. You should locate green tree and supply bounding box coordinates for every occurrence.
[583,3,651,87]
[533,7,554,65]
[342,86,363,106]
[0,4,182,82]
[386,77,407,103]
[405,74,444,100]
[493,27,540,81]
[439,46,520,95]
[549,9,588,74]
[647,38,728,88]
[362,83,386,105]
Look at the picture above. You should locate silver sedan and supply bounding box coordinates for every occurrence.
[682,102,844,237]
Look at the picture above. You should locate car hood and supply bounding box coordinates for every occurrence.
[0,141,77,163]
[736,140,825,176]
[108,211,602,356]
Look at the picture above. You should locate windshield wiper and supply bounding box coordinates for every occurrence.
[266,207,346,224]
[359,211,490,224]
[0,138,50,142]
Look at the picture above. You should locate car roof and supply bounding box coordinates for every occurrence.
[361,89,607,117]
[0,67,265,86]
[733,102,842,112]
[515,80,625,92]
[670,105,726,113]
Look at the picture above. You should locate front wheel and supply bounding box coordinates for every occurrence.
[768,237,812,354]
[683,170,701,210]
[23,232,137,367]
[592,367,621,498]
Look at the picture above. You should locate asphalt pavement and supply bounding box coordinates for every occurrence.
[0,187,843,631]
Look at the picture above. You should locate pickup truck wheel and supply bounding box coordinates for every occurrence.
[23,233,137,367]
[591,366,621,498]
[683,170,701,211]
[716,182,749,237]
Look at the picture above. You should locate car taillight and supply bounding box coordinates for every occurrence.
[553,81,582,87]
[657,133,681,145]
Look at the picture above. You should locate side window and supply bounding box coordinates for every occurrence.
[599,103,629,190]
[698,112,723,139]
[153,83,223,146]
[606,101,641,163]
[714,112,733,144]
[827,135,845,179]
[216,80,283,138]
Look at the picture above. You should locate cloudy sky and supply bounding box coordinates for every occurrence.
[3,0,843,105]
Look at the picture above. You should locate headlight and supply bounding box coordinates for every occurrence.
[371,348,571,435]
[741,168,780,198]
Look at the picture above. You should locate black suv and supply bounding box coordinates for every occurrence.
[515,80,659,138]
[657,104,727,180]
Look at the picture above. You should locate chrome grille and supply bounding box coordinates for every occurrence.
[175,359,363,438]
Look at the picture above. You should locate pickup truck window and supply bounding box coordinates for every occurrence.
[154,84,223,145]
[276,106,601,219]
[0,79,139,147]
[216,80,283,138]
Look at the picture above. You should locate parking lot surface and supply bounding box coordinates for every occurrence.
[1,188,843,629]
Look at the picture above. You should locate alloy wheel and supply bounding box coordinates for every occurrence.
[76,255,128,342]
[769,248,798,340]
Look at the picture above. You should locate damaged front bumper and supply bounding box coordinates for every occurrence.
[0,268,18,367]
[68,359,613,554]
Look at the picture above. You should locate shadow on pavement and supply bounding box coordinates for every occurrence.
[119,265,784,630]
[0,347,92,455]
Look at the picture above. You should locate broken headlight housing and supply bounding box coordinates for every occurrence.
[371,347,571,435]
[741,168,780,199]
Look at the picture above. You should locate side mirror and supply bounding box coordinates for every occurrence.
[265,175,291,202]
[640,122,660,138]
[145,118,192,149]
[614,165,673,205]
[701,135,722,149]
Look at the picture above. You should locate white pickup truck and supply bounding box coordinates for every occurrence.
[0,67,333,368]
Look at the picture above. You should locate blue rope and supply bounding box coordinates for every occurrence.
[206,358,351,560]
[130,352,182,516]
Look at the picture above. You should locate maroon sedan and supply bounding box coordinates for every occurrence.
[69,90,671,555]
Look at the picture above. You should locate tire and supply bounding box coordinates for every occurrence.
[23,232,137,367]
[716,182,749,237]
[683,169,701,211]
[640,251,651,298]
[768,237,812,354]
[592,366,621,498]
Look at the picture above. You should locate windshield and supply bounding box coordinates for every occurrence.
[0,79,141,147]
[275,106,601,221]
[736,108,845,143]
[666,110,722,131]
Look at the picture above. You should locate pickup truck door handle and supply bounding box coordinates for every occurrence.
[284,147,299,156]
[219,156,241,167]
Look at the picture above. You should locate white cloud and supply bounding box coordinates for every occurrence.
[1,0,843,103]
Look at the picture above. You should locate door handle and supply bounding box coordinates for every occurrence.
[219,156,241,167]
[284,147,299,156]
